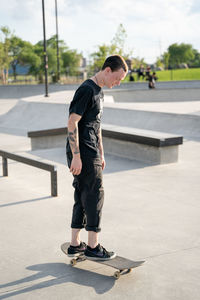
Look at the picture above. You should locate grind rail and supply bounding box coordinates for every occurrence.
[0,150,57,197]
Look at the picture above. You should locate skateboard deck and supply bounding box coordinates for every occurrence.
[61,242,145,279]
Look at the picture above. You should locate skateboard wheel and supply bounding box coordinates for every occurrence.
[127,268,132,273]
[114,271,120,279]
[71,259,77,266]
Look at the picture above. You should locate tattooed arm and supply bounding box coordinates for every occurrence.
[98,126,106,170]
[68,113,82,175]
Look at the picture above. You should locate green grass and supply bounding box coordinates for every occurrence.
[123,68,200,82]
[156,68,200,81]
[2,68,200,85]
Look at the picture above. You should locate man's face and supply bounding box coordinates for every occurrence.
[104,67,127,88]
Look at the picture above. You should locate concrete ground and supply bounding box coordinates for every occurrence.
[0,84,200,299]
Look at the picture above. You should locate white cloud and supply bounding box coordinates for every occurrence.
[0,0,200,63]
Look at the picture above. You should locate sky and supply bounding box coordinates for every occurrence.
[0,0,200,64]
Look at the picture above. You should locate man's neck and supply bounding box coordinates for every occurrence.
[92,72,104,88]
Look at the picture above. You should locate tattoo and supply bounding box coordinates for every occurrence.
[68,132,75,142]
[68,127,80,154]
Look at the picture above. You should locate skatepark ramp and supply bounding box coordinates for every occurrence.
[104,87,200,103]
[102,108,200,140]
[0,84,79,99]
[0,80,199,99]
[0,99,200,140]
[0,100,68,135]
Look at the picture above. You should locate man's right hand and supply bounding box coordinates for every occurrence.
[70,155,82,175]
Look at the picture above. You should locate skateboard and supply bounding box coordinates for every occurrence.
[61,242,145,279]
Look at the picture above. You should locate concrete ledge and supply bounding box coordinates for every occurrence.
[28,127,67,137]
[101,124,183,147]
[28,125,183,164]
[103,137,179,164]
[28,127,67,150]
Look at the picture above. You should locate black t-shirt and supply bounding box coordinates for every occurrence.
[66,79,104,158]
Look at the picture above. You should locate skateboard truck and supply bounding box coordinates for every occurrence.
[70,255,86,266]
[113,268,132,279]
[70,256,132,279]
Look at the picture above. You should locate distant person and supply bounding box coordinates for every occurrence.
[145,66,151,79]
[66,55,128,260]
[148,72,158,89]
[129,72,135,82]
[137,65,145,81]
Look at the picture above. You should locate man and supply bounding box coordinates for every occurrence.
[148,72,158,89]
[137,64,145,81]
[66,55,128,260]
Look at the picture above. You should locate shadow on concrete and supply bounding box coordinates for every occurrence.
[0,263,115,298]
[28,148,154,174]
[103,154,155,174]
[0,196,52,208]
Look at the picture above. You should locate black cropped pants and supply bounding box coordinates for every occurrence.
[67,153,104,233]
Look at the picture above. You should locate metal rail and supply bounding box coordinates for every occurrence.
[0,150,57,197]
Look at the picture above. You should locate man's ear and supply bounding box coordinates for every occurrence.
[105,66,112,74]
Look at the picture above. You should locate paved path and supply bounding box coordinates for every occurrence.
[0,86,200,299]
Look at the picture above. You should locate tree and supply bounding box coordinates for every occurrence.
[46,35,83,78]
[90,24,132,73]
[62,49,82,76]
[34,37,58,81]
[168,43,195,68]
[0,28,40,82]
[0,26,12,84]
[9,36,38,80]
[155,57,164,69]
[0,41,4,83]
[161,52,170,69]
[19,44,41,79]
[90,44,112,72]
[189,49,200,67]
[111,23,127,56]
[130,57,145,70]
[34,35,82,81]
[9,36,22,80]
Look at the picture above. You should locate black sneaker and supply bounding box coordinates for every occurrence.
[67,242,87,257]
[84,244,116,261]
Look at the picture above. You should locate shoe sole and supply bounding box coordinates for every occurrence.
[67,252,85,257]
[84,253,116,261]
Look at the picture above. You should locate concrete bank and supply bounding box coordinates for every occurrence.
[1,99,200,140]
[0,80,199,99]
[104,88,200,103]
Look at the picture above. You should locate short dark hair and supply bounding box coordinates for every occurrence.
[102,55,128,73]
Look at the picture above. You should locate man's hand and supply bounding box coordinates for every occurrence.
[70,155,82,175]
